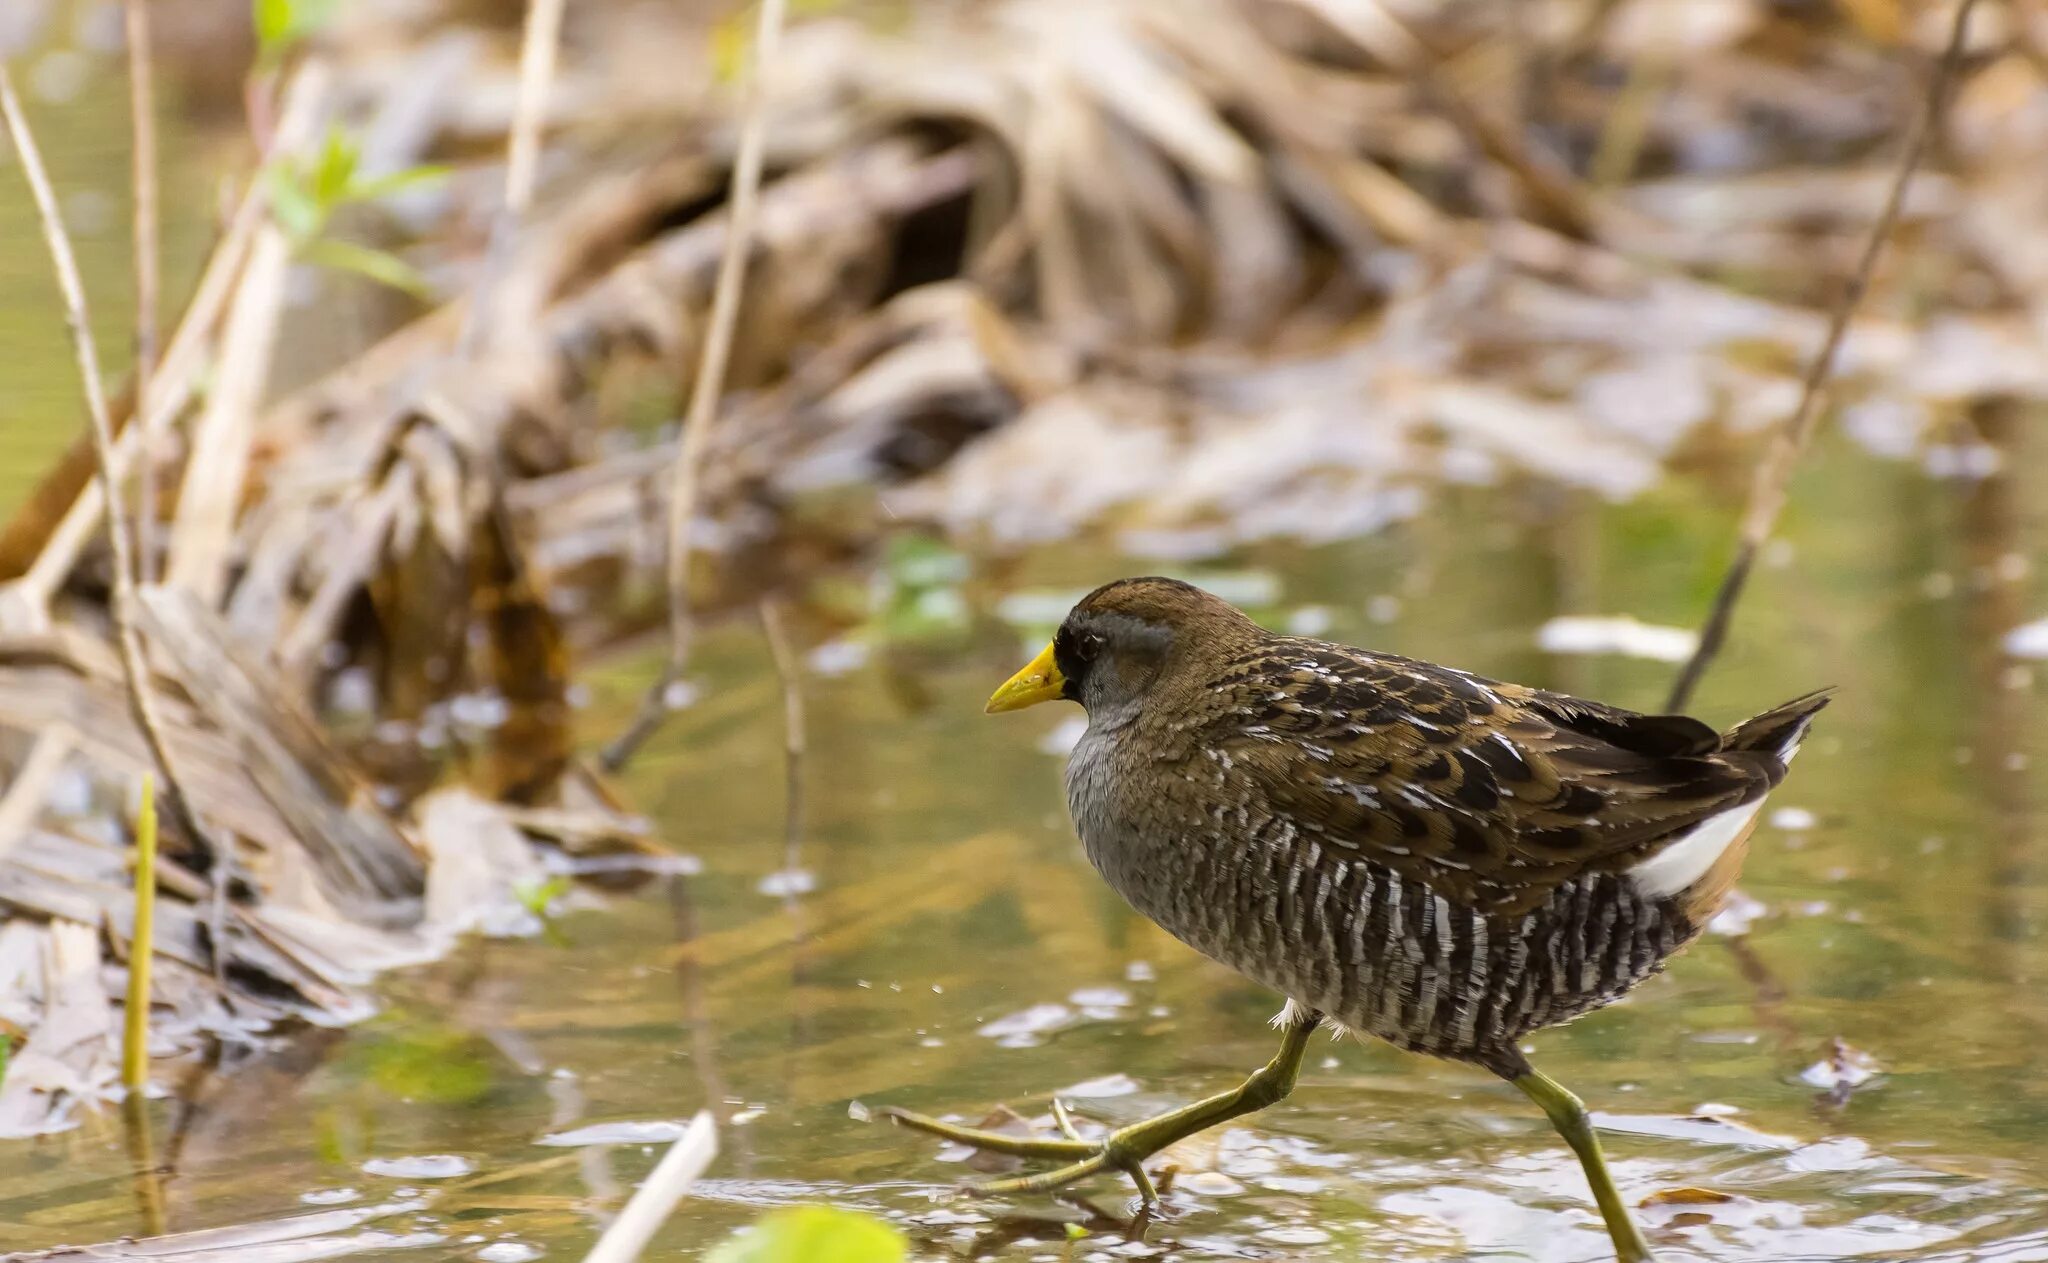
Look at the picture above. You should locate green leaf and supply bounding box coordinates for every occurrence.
[707,1208,906,1263]
[300,238,432,299]
[514,875,573,919]
[709,14,748,85]
[312,127,359,207]
[349,163,452,205]
[263,162,323,243]
[253,0,339,56]
[253,0,293,49]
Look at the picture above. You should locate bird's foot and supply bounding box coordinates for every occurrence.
[881,1099,1172,1202]
[881,1014,1321,1205]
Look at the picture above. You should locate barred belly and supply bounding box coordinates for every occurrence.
[1088,819,1692,1069]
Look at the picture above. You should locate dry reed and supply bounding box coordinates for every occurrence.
[0,62,196,853]
[603,0,790,771]
[1665,0,1982,712]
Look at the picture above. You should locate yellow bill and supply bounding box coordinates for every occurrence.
[986,640,1065,713]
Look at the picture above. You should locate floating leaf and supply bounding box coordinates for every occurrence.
[706,1207,907,1263]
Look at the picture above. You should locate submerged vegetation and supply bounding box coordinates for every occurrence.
[0,0,2045,1258]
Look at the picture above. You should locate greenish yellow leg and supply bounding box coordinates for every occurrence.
[884,1009,1322,1203]
[1514,1068,1656,1263]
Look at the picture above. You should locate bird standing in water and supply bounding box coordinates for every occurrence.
[884,577,1830,1261]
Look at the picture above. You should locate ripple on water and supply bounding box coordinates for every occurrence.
[1059,1073,1139,1098]
[361,1155,473,1179]
[977,1003,1079,1048]
[536,1120,692,1147]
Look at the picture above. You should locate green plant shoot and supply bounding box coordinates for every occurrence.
[515,874,574,919]
[263,126,448,297]
[121,774,158,1092]
[254,0,341,64]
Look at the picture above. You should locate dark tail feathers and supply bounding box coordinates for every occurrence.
[1721,687,1835,761]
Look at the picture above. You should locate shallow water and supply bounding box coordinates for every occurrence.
[0,7,217,514]
[4,435,2048,1260]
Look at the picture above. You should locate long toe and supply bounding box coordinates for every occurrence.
[880,1105,1097,1160]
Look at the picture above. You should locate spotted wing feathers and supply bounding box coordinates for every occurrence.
[1199,641,1826,913]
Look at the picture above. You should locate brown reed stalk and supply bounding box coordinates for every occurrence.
[1665,0,1981,713]
[505,0,564,218]
[125,0,160,582]
[458,0,565,355]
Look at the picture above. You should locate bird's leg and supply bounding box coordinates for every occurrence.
[884,1008,1323,1202]
[1512,1067,1656,1263]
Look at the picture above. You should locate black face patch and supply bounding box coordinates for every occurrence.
[1052,620,1101,700]
[1053,609,1172,707]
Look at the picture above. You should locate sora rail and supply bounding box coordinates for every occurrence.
[884,577,1830,1261]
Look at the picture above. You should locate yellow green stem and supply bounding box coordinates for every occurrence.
[121,774,158,1092]
[1513,1068,1655,1262]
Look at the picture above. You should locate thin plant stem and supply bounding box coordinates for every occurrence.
[1664,0,1980,713]
[0,63,201,853]
[12,64,327,612]
[757,596,805,881]
[125,0,161,582]
[123,775,159,1091]
[603,0,789,771]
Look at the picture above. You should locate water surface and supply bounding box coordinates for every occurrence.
[4,437,2046,1261]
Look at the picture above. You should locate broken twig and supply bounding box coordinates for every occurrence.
[581,1110,718,1263]
[1664,0,1981,712]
